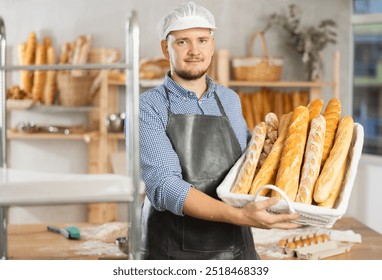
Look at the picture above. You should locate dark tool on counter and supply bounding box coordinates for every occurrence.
[47,225,81,240]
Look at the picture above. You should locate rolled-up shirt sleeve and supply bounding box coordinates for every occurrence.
[139,97,190,216]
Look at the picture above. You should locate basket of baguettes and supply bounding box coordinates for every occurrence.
[217,98,364,228]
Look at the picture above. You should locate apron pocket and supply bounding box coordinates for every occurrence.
[182,216,235,253]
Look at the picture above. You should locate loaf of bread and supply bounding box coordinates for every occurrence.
[321,98,342,169]
[231,122,267,194]
[295,115,326,204]
[256,112,279,172]
[313,116,354,203]
[31,43,47,102]
[249,112,292,196]
[318,160,346,208]
[20,32,37,95]
[273,106,309,201]
[307,99,324,122]
[43,46,57,105]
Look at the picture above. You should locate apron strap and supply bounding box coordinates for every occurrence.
[213,92,228,117]
[164,85,172,119]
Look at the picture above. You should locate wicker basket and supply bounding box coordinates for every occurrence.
[232,32,283,81]
[57,72,93,106]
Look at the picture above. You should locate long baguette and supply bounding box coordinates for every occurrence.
[307,98,324,122]
[321,98,341,168]
[249,112,292,196]
[317,160,346,208]
[231,122,267,194]
[273,106,309,201]
[295,115,326,204]
[313,116,354,203]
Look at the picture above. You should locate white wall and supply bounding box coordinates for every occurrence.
[2,0,367,229]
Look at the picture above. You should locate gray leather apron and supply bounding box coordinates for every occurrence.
[142,86,258,260]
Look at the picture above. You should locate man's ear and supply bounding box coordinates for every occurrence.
[161,40,170,59]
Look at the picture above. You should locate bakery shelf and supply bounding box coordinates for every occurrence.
[7,130,99,142]
[107,133,125,140]
[7,102,97,113]
[228,80,336,88]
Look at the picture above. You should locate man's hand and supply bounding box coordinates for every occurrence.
[241,197,302,229]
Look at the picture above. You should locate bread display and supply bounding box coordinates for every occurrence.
[273,106,309,201]
[295,115,326,204]
[249,112,292,196]
[229,97,357,210]
[321,98,342,169]
[314,116,354,203]
[231,122,267,194]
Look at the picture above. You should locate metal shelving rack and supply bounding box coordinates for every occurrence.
[0,11,142,260]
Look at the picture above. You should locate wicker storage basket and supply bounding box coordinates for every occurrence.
[232,32,283,81]
[57,72,93,106]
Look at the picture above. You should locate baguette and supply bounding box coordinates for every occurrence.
[43,46,57,105]
[256,112,278,173]
[317,160,346,208]
[273,106,309,201]
[321,98,342,168]
[31,43,47,102]
[307,98,324,122]
[231,122,267,194]
[295,115,326,204]
[313,116,354,203]
[21,32,37,94]
[249,112,292,196]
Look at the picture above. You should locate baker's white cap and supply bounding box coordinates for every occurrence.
[158,1,217,40]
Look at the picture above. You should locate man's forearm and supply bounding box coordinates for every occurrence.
[182,187,245,225]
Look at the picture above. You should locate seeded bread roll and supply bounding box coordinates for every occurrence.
[295,115,326,204]
[273,106,309,201]
[231,122,267,194]
[321,98,342,169]
[256,112,279,172]
[265,112,278,143]
[314,116,354,203]
[249,112,292,196]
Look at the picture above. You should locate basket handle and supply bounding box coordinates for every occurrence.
[253,184,296,213]
[247,32,269,59]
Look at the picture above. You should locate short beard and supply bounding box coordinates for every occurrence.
[173,67,208,81]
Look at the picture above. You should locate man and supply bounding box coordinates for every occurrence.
[140,1,300,260]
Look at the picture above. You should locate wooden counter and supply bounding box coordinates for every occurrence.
[257,217,382,260]
[6,217,382,260]
[7,223,129,260]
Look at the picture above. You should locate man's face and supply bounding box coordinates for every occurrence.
[161,28,215,81]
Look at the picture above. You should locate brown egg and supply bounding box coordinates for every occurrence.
[316,235,324,243]
[309,237,317,244]
[278,239,287,247]
[302,238,311,246]
[295,240,304,247]
[322,234,330,242]
[286,242,297,249]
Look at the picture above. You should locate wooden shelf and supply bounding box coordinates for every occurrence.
[228,80,335,88]
[107,133,125,140]
[7,130,99,142]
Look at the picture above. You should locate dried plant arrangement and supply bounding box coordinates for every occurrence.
[263,4,337,81]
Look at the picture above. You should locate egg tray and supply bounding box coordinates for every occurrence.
[277,233,352,260]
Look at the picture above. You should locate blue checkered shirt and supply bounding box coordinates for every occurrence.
[140,73,249,216]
